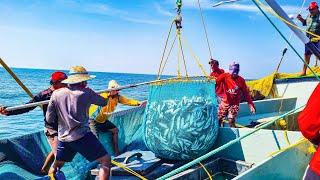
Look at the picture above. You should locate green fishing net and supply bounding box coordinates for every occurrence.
[143,79,219,160]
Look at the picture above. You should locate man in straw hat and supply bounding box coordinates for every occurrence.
[0,71,67,173]
[89,80,144,156]
[46,66,111,179]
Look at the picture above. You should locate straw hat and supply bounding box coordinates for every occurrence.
[62,66,96,84]
[108,80,120,89]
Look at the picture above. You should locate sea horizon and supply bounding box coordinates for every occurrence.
[0,67,170,138]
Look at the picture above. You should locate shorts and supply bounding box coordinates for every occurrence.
[56,132,107,162]
[218,102,240,120]
[305,41,320,56]
[89,120,117,137]
[45,128,58,139]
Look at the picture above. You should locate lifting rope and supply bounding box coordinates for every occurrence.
[181,35,209,76]
[197,0,213,59]
[267,138,316,157]
[178,33,189,77]
[199,162,213,180]
[157,0,209,78]
[176,13,183,78]
[111,160,147,180]
[159,34,178,76]
[159,35,178,76]
[157,20,175,80]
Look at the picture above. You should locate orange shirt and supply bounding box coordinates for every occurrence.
[89,93,140,123]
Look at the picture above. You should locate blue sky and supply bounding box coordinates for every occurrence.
[0,0,316,78]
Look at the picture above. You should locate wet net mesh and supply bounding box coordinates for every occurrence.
[143,79,219,160]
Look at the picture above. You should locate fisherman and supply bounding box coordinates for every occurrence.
[209,59,224,78]
[209,59,225,101]
[216,62,256,127]
[89,80,144,156]
[297,1,320,75]
[46,66,111,179]
[0,71,67,173]
[298,84,320,179]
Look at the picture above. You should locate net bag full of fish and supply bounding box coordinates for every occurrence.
[143,79,219,160]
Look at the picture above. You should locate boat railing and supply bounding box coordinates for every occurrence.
[157,104,306,179]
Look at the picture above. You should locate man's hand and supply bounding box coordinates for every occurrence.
[139,101,147,107]
[297,14,304,22]
[0,106,8,116]
[249,104,256,114]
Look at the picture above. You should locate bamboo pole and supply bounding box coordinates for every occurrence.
[6,76,209,111]
[0,58,34,98]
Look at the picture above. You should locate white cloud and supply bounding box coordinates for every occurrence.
[82,3,128,16]
[121,17,166,25]
[215,4,302,14]
[166,0,303,14]
[154,3,175,17]
[56,1,165,25]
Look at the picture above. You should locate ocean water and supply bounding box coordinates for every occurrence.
[0,67,170,139]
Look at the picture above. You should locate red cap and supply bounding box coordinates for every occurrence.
[308,1,318,10]
[51,71,67,83]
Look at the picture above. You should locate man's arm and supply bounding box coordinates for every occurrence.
[89,89,109,107]
[297,14,307,26]
[119,95,140,106]
[46,95,58,126]
[1,93,43,116]
[215,72,227,85]
[240,78,255,113]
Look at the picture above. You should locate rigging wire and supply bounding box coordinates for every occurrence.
[157,20,175,79]
[197,0,213,59]
[275,0,307,73]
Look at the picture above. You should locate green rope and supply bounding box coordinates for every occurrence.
[157,104,305,180]
[250,0,320,81]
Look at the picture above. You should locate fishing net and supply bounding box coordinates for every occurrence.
[0,131,94,179]
[143,78,219,160]
[0,161,40,179]
[246,66,320,98]
[101,105,147,153]
[0,105,148,179]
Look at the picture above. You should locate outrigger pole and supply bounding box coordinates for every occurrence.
[0,58,34,98]
[5,76,204,112]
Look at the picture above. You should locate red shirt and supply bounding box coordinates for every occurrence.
[210,68,225,97]
[216,73,254,106]
[298,84,320,176]
[210,68,224,78]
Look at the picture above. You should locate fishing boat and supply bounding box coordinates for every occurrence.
[0,0,319,179]
[0,101,314,179]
